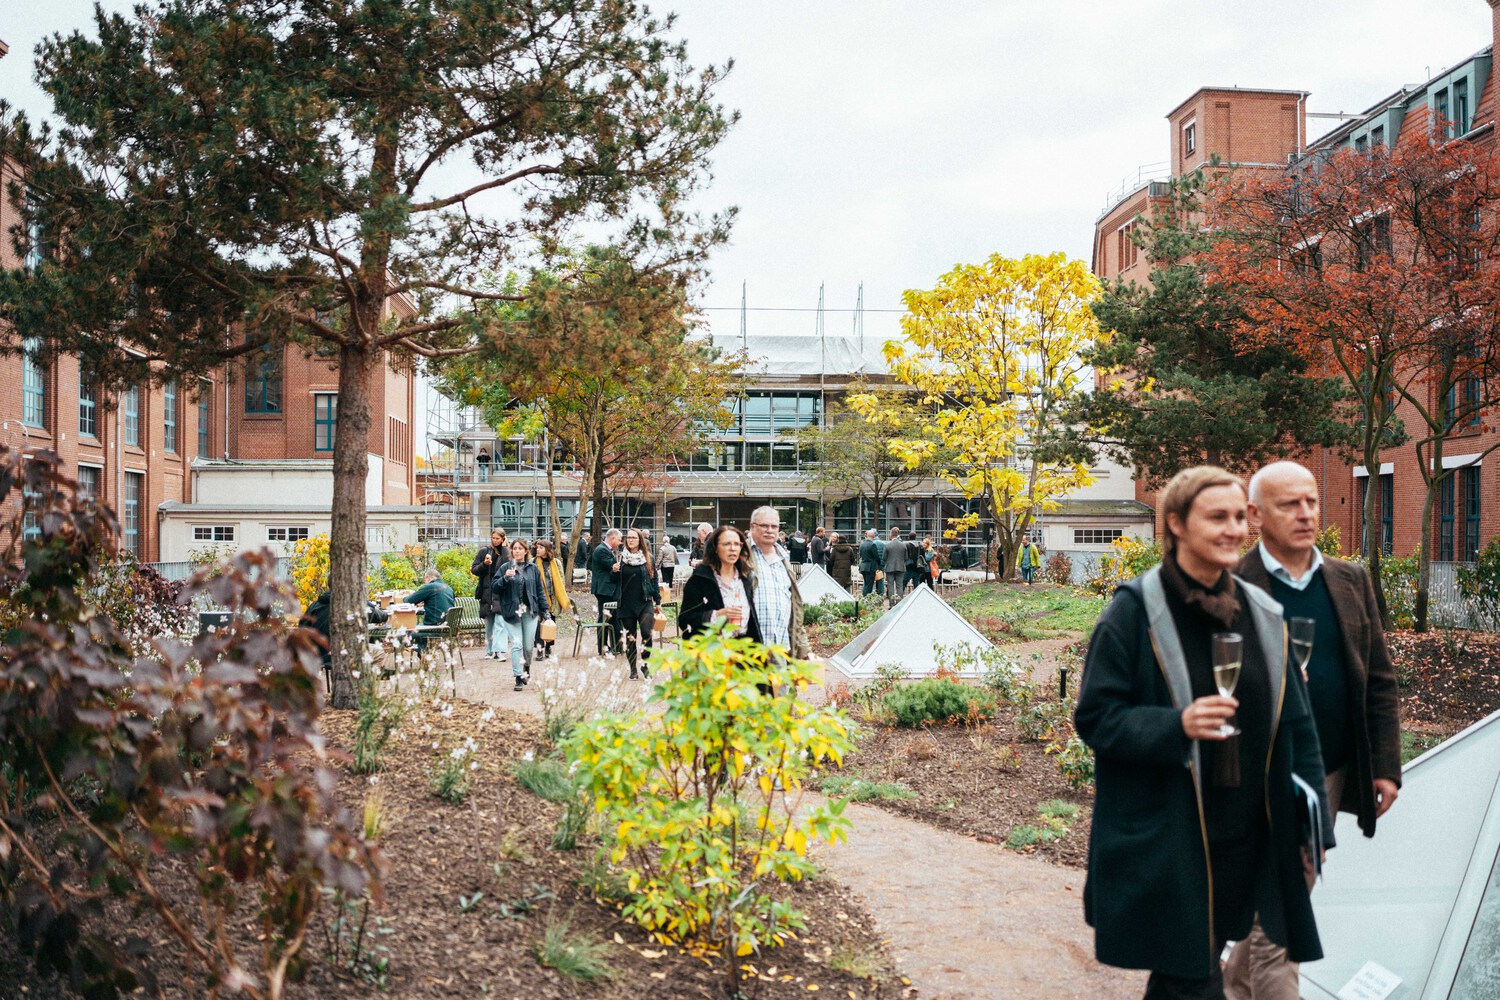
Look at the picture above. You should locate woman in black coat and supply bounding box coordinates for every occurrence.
[491,539,548,690]
[827,533,856,590]
[678,525,762,643]
[470,528,508,660]
[1075,466,1329,998]
[614,527,660,680]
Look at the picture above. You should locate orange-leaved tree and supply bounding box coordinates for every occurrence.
[1207,128,1500,629]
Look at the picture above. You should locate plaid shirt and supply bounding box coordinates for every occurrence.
[751,543,794,648]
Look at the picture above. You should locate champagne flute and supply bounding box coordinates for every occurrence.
[1211,632,1243,738]
[1289,617,1315,683]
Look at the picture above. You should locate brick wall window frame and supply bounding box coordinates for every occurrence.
[1439,474,1455,561]
[244,347,283,414]
[78,368,98,438]
[122,384,141,447]
[1074,528,1125,546]
[163,380,178,454]
[1462,467,1481,562]
[1380,473,1394,556]
[192,525,236,542]
[1183,120,1196,155]
[198,378,212,458]
[313,392,337,452]
[21,337,46,429]
[267,526,310,543]
[123,472,143,557]
[76,464,100,500]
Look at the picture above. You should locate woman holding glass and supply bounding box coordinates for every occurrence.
[678,525,762,643]
[1074,466,1329,999]
[491,539,548,691]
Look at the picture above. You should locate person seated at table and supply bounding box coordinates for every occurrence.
[403,569,456,651]
[300,591,389,680]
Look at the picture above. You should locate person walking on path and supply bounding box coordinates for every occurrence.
[922,537,940,587]
[828,532,856,591]
[1020,538,1041,585]
[858,528,882,598]
[748,506,810,658]
[403,569,456,652]
[809,525,829,570]
[614,527,661,680]
[884,527,908,606]
[589,528,623,655]
[1222,461,1402,1000]
[678,525,762,642]
[534,538,571,662]
[689,521,712,566]
[658,536,679,589]
[492,539,548,690]
[1075,465,1329,1000]
[471,528,509,660]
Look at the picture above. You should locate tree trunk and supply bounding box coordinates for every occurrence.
[1360,445,1390,630]
[589,441,606,544]
[1415,474,1435,633]
[327,342,376,710]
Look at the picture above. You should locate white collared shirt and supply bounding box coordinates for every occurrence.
[1257,541,1324,592]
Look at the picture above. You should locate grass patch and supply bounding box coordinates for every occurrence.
[820,776,915,802]
[1401,728,1445,764]
[828,944,885,979]
[1038,799,1081,822]
[534,916,615,982]
[950,584,1106,640]
[1005,824,1061,850]
[1006,798,1083,851]
[512,755,573,803]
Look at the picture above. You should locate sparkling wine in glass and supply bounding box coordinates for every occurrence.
[1289,617,1315,683]
[1211,632,1243,738]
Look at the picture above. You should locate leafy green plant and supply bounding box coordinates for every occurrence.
[1380,550,1420,630]
[819,776,915,802]
[1457,537,1500,631]
[369,551,420,594]
[1085,536,1162,595]
[434,545,476,600]
[1044,550,1073,586]
[1314,524,1344,560]
[321,889,393,989]
[352,683,408,774]
[563,624,853,991]
[431,734,480,803]
[1006,799,1082,850]
[882,678,996,728]
[1046,735,1096,789]
[535,916,615,982]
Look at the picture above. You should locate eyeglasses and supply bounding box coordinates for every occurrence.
[751,521,780,529]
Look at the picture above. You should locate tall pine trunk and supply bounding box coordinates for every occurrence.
[1361,445,1389,630]
[327,341,376,710]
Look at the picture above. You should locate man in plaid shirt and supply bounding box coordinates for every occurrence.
[747,506,809,658]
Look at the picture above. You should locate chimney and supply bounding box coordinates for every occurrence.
[0,39,9,61]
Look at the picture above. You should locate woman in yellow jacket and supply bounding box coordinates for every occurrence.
[534,539,572,660]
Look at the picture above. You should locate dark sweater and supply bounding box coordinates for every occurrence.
[1267,571,1350,773]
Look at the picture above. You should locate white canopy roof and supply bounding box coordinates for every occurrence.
[827,585,996,679]
[1299,709,1500,999]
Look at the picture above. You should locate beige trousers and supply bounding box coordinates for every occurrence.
[1222,767,1346,1000]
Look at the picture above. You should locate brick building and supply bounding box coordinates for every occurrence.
[1092,4,1500,563]
[0,37,417,562]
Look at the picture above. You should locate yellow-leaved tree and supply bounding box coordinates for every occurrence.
[856,252,1109,579]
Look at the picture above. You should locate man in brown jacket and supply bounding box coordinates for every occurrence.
[1224,460,1403,999]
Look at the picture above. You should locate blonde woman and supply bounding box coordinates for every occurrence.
[534,539,571,661]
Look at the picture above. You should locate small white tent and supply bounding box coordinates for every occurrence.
[797,564,853,605]
[1298,709,1500,999]
[826,585,995,679]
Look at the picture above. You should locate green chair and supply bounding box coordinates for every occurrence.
[571,603,616,658]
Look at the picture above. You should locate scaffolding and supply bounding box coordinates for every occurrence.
[420,390,476,546]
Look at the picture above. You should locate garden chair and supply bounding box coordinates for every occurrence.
[453,597,485,645]
[571,603,616,658]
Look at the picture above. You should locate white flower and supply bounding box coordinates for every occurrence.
[351,671,361,680]
[469,761,480,770]
[522,750,534,762]
[368,776,380,786]
[432,741,440,750]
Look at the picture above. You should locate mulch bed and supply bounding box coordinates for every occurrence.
[0,700,903,999]
[1387,629,1500,732]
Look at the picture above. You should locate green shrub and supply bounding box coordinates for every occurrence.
[352,683,409,774]
[369,551,420,593]
[1046,734,1095,789]
[1457,537,1500,631]
[1044,551,1073,586]
[820,776,915,802]
[512,754,573,803]
[434,545,476,600]
[1380,550,1420,630]
[1085,536,1162,595]
[882,678,996,728]
[562,624,853,983]
[1315,524,1343,560]
[535,917,615,982]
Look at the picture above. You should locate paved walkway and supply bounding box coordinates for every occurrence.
[435,640,1141,1000]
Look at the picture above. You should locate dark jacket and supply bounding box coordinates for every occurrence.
[1075,567,1327,978]
[616,557,658,619]
[809,534,828,567]
[575,537,591,569]
[470,543,506,615]
[883,536,907,575]
[788,534,809,564]
[301,591,387,664]
[678,562,762,643]
[828,542,856,587]
[590,542,620,599]
[404,580,456,627]
[858,538,881,574]
[1235,551,1403,837]
[491,560,547,623]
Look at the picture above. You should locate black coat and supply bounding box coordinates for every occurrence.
[491,560,548,623]
[858,538,880,574]
[1075,569,1327,979]
[470,544,506,615]
[828,542,855,587]
[616,557,658,619]
[678,563,762,643]
[589,542,620,599]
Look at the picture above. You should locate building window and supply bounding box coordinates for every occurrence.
[192,525,236,542]
[313,393,337,452]
[1074,528,1125,546]
[198,380,212,458]
[1371,125,1385,147]
[1183,121,1196,155]
[267,526,310,543]
[163,381,178,454]
[244,347,283,414]
[123,472,143,557]
[75,465,100,501]
[122,384,141,447]
[21,338,46,428]
[1440,475,1455,561]
[1355,135,1368,154]
[1462,467,1481,562]
[1454,78,1470,136]
[1435,88,1450,137]
[79,369,98,437]
[1381,473,1394,557]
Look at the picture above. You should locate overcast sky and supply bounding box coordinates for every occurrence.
[2,0,1494,352]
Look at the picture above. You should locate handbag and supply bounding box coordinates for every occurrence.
[874,569,884,581]
[659,582,671,603]
[652,611,668,633]
[539,619,557,642]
